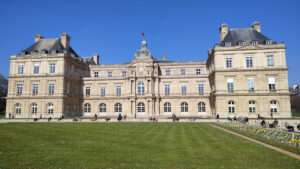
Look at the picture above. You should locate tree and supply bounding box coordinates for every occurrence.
[0,74,8,113]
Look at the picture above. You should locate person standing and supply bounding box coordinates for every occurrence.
[216,114,219,122]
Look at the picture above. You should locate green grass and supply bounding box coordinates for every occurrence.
[0,123,300,169]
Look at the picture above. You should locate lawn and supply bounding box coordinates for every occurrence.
[0,123,299,169]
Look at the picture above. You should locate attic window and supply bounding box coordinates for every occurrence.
[251,41,258,45]
[266,40,272,45]
[238,42,244,46]
[31,50,37,54]
[225,42,231,47]
[41,50,48,54]
[51,50,57,54]
[21,51,27,55]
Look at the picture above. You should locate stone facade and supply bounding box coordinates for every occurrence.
[5,22,291,118]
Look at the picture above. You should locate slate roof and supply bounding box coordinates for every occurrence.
[22,39,80,57]
[220,28,277,46]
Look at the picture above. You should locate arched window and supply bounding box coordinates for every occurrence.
[115,103,122,113]
[137,102,145,113]
[99,103,106,113]
[270,100,277,113]
[84,103,91,113]
[137,82,145,95]
[228,101,235,113]
[31,104,37,114]
[180,102,188,112]
[164,102,171,113]
[249,101,256,113]
[198,102,206,112]
[48,103,54,114]
[15,103,21,114]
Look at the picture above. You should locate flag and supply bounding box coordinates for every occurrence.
[141,32,144,36]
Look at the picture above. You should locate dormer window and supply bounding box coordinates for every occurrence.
[238,42,244,46]
[225,42,231,47]
[251,41,258,45]
[31,50,37,54]
[41,50,48,54]
[21,51,27,55]
[51,50,57,54]
[266,40,272,45]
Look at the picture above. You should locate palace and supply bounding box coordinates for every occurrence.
[5,22,291,118]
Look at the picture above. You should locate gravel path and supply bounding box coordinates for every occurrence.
[210,123,300,160]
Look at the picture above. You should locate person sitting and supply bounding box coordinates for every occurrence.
[48,117,52,122]
[117,113,122,121]
[227,116,232,122]
[245,117,249,123]
[285,122,294,132]
[94,114,98,121]
[261,118,266,127]
[233,116,237,122]
[105,117,111,122]
[33,118,38,122]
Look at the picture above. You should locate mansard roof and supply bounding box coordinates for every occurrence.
[220,28,277,46]
[22,39,79,57]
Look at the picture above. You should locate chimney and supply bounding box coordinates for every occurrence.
[35,34,44,42]
[60,33,71,50]
[93,54,99,65]
[252,22,261,32]
[162,55,166,61]
[219,23,228,42]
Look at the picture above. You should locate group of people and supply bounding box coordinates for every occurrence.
[227,116,249,123]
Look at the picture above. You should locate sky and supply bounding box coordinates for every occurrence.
[0,0,299,85]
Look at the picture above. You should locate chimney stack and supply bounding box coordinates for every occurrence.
[252,22,261,32]
[162,55,166,61]
[93,54,99,65]
[60,33,71,50]
[35,34,44,42]
[219,23,228,42]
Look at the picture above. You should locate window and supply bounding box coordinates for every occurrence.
[101,86,106,96]
[99,103,106,113]
[137,102,145,113]
[51,50,57,54]
[34,64,39,74]
[48,103,54,114]
[225,42,231,47]
[164,102,171,113]
[267,55,274,67]
[266,40,272,45]
[268,77,276,90]
[180,102,188,112]
[251,41,258,45]
[228,101,235,113]
[31,104,37,114]
[198,102,206,112]
[41,50,47,54]
[15,103,21,114]
[17,84,22,95]
[248,78,254,90]
[122,71,127,77]
[181,69,185,75]
[138,82,145,95]
[67,82,71,95]
[115,103,122,113]
[196,69,201,75]
[246,56,253,67]
[166,69,170,76]
[50,63,55,74]
[108,72,112,77]
[94,72,98,77]
[116,86,121,95]
[198,84,204,94]
[270,100,277,113]
[86,87,90,96]
[84,103,91,113]
[32,83,38,95]
[49,83,54,95]
[165,84,170,95]
[226,57,232,68]
[18,64,24,74]
[227,79,234,91]
[249,101,256,113]
[238,41,244,46]
[181,85,187,95]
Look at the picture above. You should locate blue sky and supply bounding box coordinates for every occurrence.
[0,0,299,85]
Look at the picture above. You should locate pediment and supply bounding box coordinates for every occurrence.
[238,44,264,50]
